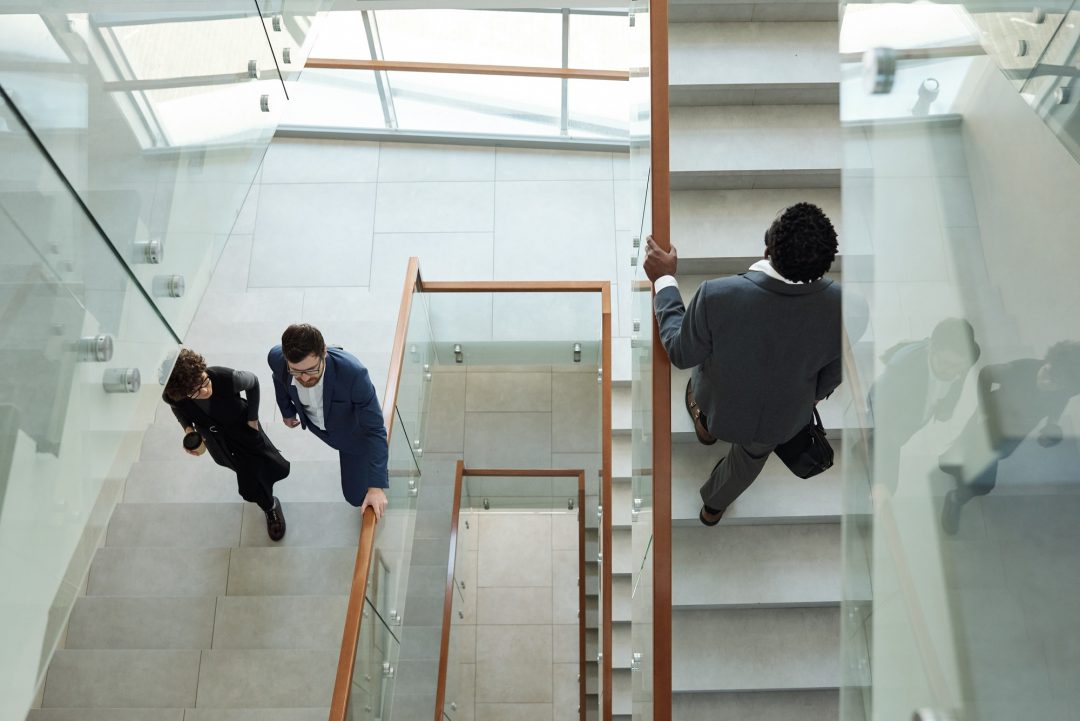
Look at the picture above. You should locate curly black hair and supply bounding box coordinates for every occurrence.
[765,203,838,282]
[164,348,207,402]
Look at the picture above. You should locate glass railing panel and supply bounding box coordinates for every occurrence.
[0,3,287,338]
[397,289,434,461]
[441,494,471,721]
[348,596,401,721]
[459,475,572,511]
[368,409,420,628]
[1017,3,1080,162]
[0,91,180,721]
[841,6,1080,720]
[567,78,629,140]
[255,0,329,84]
[280,68,385,128]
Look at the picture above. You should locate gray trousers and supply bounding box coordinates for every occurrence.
[699,441,776,511]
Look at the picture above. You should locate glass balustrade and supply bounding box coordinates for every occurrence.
[840,2,1080,721]
[0,2,290,338]
[347,596,401,721]
[0,90,181,721]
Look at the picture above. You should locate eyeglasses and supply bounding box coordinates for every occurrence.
[187,375,210,399]
[287,356,324,378]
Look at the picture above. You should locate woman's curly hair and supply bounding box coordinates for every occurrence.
[766,203,838,282]
[164,348,208,402]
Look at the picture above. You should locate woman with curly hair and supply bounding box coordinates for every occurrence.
[163,348,290,540]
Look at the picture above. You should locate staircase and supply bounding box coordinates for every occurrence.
[660,0,844,717]
[29,406,363,719]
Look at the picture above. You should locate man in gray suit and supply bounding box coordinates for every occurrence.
[644,203,842,526]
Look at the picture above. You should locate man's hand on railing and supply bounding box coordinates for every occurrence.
[360,487,387,521]
[283,416,300,428]
[644,235,678,282]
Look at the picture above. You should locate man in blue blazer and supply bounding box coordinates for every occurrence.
[268,324,389,518]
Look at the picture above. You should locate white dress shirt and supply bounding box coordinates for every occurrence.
[653,258,811,292]
[293,372,326,430]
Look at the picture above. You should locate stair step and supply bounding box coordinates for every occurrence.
[66,597,216,650]
[87,548,230,598]
[671,439,842,524]
[225,547,357,596]
[670,0,837,22]
[612,384,632,435]
[195,649,338,708]
[27,710,182,721]
[106,504,243,548]
[41,649,201,708]
[123,460,343,504]
[182,711,331,721]
[672,607,839,691]
[671,188,842,272]
[670,22,839,106]
[672,524,841,607]
[671,105,840,190]
[673,689,839,721]
[211,595,349,649]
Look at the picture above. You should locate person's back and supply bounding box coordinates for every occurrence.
[643,202,841,525]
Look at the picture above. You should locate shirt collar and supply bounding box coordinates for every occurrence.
[748,258,807,285]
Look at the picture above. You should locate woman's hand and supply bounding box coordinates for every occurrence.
[247,419,260,431]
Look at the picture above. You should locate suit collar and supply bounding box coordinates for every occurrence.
[322,350,338,408]
[743,271,834,296]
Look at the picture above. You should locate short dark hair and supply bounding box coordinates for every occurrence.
[765,203,838,282]
[281,323,326,364]
[164,348,207,402]
[1045,341,1080,393]
[930,318,981,366]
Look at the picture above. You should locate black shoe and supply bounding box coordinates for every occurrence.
[699,505,723,527]
[940,490,960,536]
[264,497,286,542]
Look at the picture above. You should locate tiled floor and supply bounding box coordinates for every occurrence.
[450,509,582,721]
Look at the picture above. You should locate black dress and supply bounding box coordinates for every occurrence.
[164,366,290,510]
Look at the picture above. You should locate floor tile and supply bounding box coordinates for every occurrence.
[476,587,553,625]
[66,597,216,650]
[552,550,580,625]
[87,548,229,597]
[474,625,553,703]
[552,373,601,453]
[493,181,616,281]
[477,514,552,587]
[212,596,348,649]
[249,183,377,287]
[466,371,551,412]
[464,412,551,468]
[553,624,580,664]
[377,143,495,182]
[475,704,553,721]
[374,182,494,233]
[225,547,356,596]
[42,650,200,708]
[260,139,379,184]
[106,503,242,549]
[194,649,337,707]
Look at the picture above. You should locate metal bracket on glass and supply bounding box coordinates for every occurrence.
[1016,39,1029,57]
[631,497,643,521]
[631,651,642,671]
[450,703,458,711]
[282,48,292,65]
[863,47,897,94]
[134,238,164,264]
[573,343,582,363]
[633,235,641,249]
[382,661,395,678]
[260,95,270,112]
[103,368,140,394]
[597,368,602,385]
[632,320,641,333]
[248,59,258,79]
[911,711,957,721]
[483,498,491,510]
[597,504,603,520]
[153,275,185,298]
[454,344,464,364]
[597,551,603,563]
[408,478,418,497]
[630,255,637,266]
[568,498,575,510]
[272,14,282,31]
[1056,86,1070,105]
[1032,7,1046,23]
[77,335,114,363]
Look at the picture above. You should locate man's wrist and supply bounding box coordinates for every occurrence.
[654,275,679,293]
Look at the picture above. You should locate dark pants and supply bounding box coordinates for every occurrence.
[699,441,777,511]
[236,473,275,511]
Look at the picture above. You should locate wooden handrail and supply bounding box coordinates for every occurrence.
[577,471,587,721]
[600,285,613,721]
[433,460,466,721]
[420,280,610,293]
[328,507,378,721]
[305,57,629,82]
[649,1,673,720]
[329,257,421,721]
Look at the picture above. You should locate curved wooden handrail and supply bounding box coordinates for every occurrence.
[329,256,421,721]
[306,57,629,82]
[329,506,378,721]
[577,472,587,721]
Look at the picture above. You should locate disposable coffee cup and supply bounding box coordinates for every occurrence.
[183,431,206,456]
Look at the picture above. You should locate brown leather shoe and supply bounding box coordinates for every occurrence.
[685,379,717,446]
[264,497,286,542]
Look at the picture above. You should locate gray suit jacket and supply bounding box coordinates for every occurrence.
[655,271,842,446]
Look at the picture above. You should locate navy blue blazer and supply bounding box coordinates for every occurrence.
[267,346,388,505]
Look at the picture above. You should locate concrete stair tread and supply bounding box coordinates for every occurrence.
[671,188,842,269]
[672,524,841,607]
[670,105,840,190]
[123,459,344,504]
[672,689,839,720]
[670,0,837,22]
[672,607,840,691]
[670,438,842,523]
[670,22,839,105]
